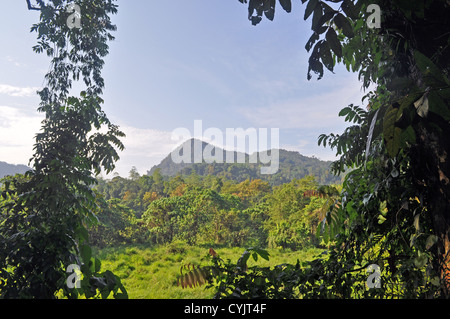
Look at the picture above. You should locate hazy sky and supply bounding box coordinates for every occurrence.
[0,1,368,177]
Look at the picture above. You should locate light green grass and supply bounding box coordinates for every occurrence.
[94,242,323,299]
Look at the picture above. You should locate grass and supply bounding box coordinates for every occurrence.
[94,242,323,299]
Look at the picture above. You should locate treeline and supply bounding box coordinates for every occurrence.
[148,148,344,186]
[89,168,340,250]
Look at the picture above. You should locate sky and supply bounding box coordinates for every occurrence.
[0,0,369,177]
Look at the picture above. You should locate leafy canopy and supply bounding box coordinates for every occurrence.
[230,0,450,298]
[0,0,126,299]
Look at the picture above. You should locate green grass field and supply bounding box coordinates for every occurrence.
[94,242,323,299]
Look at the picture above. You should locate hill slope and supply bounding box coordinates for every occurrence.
[148,139,342,185]
[0,161,30,179]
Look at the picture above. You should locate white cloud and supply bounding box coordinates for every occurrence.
[0,106,43,165]
[5,56,27,68]
[0,107,187,177]
[109,125,179,177]
[281,139,338,162]
[239,79,365,130]
[0,84,41,97]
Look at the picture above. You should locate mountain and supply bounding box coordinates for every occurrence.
[0,161,30,179]
[148,139,342,185]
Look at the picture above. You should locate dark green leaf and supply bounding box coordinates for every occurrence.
[383,104,403,157]
[385,77,415,91]
[338,106,351,117]
[313,10,336,32]
[426,235,438,250]
[429,91,450,120]
[341,0,359,19]
[304,0,318,20]
[414,50,450,86]
[263,0,276,21]
[278,0,292,12]
[311,4,323,30]
[333,13,354,38]
[305,32,320,52]
[80,244,92,264]
[320,41,334,72]
[325,27,342,58]
[383,93,420,156]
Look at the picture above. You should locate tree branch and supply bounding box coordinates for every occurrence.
[26,0,43,11]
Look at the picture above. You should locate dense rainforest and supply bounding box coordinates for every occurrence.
[90,170,336,250]
[0,0,449,300]
[148,139,343,186]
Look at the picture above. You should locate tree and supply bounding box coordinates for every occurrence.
[230,0,450,298]
[264,176,319,249]
[129,166,140,181]
[0,0,126,299]
[89,198,145,248]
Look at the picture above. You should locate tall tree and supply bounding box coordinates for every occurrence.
[236,0,450,298]
[0,0,126,298]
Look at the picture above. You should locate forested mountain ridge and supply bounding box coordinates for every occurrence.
[0,161,30,179]
[147,138,342,185]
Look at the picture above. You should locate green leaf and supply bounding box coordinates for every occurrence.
[431,276,441,287]
[255,248,270,261]
[325,27,342,58]
[425,235,438,250]
[312,6,336,32]
[304,0,318,20]
[278,0,292,13]
[311,4,323,31]
[341,0,358,19]
[383,93,421,157]
[429,91,450,121]
[414,50,450,86]
[263,0,276,21]
[338,106,351,117]
[383,104,403,157]
[80,244,92,264]
[401,125,416,145]
[92,257,102,273]
[414,251,428,268]
[305,32,320,52]
[385,77,414,91]
[333,13,354,38]
[320,41,334,72]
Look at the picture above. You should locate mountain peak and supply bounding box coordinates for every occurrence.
[148,139,341,185]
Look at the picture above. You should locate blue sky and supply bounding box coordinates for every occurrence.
[0,0,368,177]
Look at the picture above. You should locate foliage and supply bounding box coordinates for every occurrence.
[0,0,126,299]
[0,162,30,180]
[204,247,310,299]
[89,198,146,248]
[92,171,329,250]
[149,145,343,186]
[265,176,322,250]
[230,0,450,299]
[95,244,320,299]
